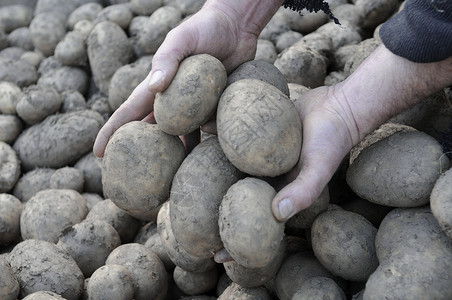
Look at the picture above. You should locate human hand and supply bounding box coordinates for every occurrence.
[93,0,284,157]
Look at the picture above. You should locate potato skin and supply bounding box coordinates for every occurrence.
[0,257,20,300]
[346,131,450,207]
[217,79,302,177]
[20,189,88,243]
[0,142,20,193]
[219,178,284,269]
[0,193,22,245]
[311,209,378,282]
[0,115,23,144]
[292,276,346,300]
[173,266,219,296]
[13,110,105,171]
[87,264,135,300]
[102,121,185,219]
[154,54,227,136]
[430,167,452,239]
[170,137,242,258]
[218,283,272,300]
[16,85,62,125]
[8,239,84,300]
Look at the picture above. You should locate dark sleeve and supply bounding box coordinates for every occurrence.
[380,0,452,63]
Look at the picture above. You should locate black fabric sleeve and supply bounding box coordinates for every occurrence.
[380,0,452,63]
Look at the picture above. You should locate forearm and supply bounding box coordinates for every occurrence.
[203,0,284,37]
[336,44,452,145]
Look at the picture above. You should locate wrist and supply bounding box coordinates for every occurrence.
[336,44,452,145]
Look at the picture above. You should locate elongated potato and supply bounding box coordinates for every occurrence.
[217,79,302,177]
[102,121,185,220]
[154,54,227,136]
[170,137,242,258]
[219,178,285,268]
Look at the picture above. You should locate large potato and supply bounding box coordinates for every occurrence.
[0,142,20,193]
[13,110,104,171]
[170,137,242,258]
[0,81,23,114]
[87,264,135,300]
[87,21,133,94]
[347,130,450,207]
[20,189,88,243]
[219,178,285,269]
[12,168,55,202]
[29,12,66,56]
[8,239,84,300]
[154,54,227,136]
[430,167,452,239]
[102,121,185,220]
[311,209,379,282]
[217,79,302,177]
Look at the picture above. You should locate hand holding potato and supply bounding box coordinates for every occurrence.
[93,0,284,157]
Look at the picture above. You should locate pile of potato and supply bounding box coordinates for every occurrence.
[1,0,451,299]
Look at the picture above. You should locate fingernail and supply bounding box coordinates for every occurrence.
[148,70,163,88]
[278,198,294,220]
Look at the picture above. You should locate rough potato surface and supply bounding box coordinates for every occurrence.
[217,79,302,177]
[173,266,219,296]
[170,137,242,258]
[87,264,135,300]
[292,276,346,300]
[218,283,272,300]
[154,54,227,136]
[0,193,22,245]
[16,85,62,125]
[430,167,452,239]
[13,110,104,171]
[8,240,84,300]
[219,178,284,268]
[102,121,185,219]
[0,257,20,300]
[311,209,378,282]
[347,131,450,207]
[0,142,20,193]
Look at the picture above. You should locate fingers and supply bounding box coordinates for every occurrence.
[180,130,201,155]
[214,248,234,263]
[93,74,156,157]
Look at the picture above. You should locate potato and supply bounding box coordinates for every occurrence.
[227,59,289,96]
[154,54,226,136]
[94,4,133,30]
[30,12,66,56]
[315,21,362,51]
[173,266,219,296]
[347,130,450,207]
[255,39,277,64]
[365,207,452,299]
[259,9,290,43]
[12,168,55,202]
[133,221,158,244]
[157,201,217,273]
[332,4,360,27]
[0,115,21,145]
[7,27,33,51]
[102,121,185,219]
[293,32,333,59]
[292,276,346,300]
[144,233,175,271]
[37,56,62,76]
[0,194,22,245]
[311,209,378,282]
[87,264,135,300]
[275,30,303,53]
[54,31,88,67]
[13,109,104,171]
[16,85,62,125]
[82,193,103,211]
[22,291,67,300]
[219,178,284,268]
[223,241,285,288]
[217,79,302,176]
[49,166,84,192]
[355,0,400,29]
[37,66,89,94]
[106,243,168,300]
[34,0,76,17]
[286,185,329,230]
[280,7,328,34]
[20,51,43,68]
[430,168,452,239]
[218,282,272,300]
[74,152,103,194]
[108,62,150,111]
[0,81,23,114]
[130,0,162,16]
[67,2,103,29]
[0,58,38,87]
[60,90,87,113]
[136,6,182,55]
[0,5,33,33]
[274,44,327,88]
[343,38,381,76]
[73,19,94,40]
[8,239,84,300]
[85,199,141,243]
[275,252,338,300]
[0,47,26,60]
[20,189,88,243]
[87,21,133,94]
[0,142,20,193]
[0,257,20,300]
[57,219,121,277]
[288,83,310,102]
[169,137,242,258]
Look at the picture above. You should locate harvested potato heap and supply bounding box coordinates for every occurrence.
[1,0,452,299]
